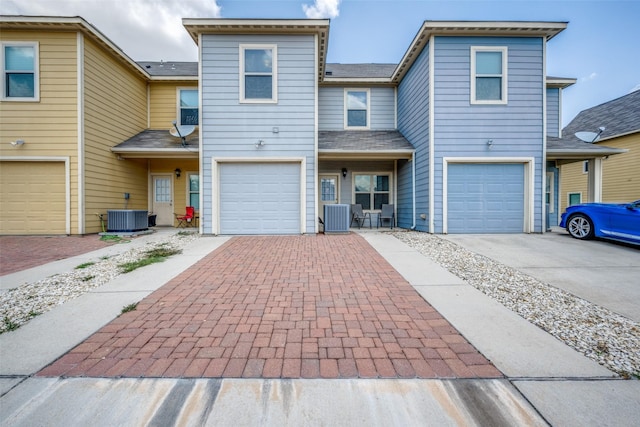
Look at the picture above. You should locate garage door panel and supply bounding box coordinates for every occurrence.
[448,163,524,233]
[1,162,66,235]
[220,163,300,235]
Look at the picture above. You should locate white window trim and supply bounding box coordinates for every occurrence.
[546,171,555,213]
[1,41,40,101]
[582,160,589,174]
[186,171,199,211]
[239,44,278,104]
[344,88,371,129]
[352,172,392,212]
[176,87,199,126]
[470,46,508,105]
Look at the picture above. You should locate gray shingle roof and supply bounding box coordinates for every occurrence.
[137,61,198,77]
[113,129,199,151]
[547,136,627,158]
[319,130,414,151]
[324,64,396,79]
[562,89,640,143]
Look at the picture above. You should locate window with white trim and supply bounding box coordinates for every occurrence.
[2,42,39,101]
[471,46,507,104]
[345,89,369,128]
[240,45,277,102]
[354,174,390,210]
[582,161,589,174]
[187,172,199,210]
[568,192,582,206]
[178,88,198,125]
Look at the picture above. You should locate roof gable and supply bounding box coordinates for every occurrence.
[563,89,640,143]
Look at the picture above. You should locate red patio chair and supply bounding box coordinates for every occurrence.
[175,206,195,227]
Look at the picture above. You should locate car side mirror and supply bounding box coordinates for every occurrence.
[626,204,638,211]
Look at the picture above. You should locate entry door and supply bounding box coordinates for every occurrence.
[318,174,339,222]
[152,175,173,226]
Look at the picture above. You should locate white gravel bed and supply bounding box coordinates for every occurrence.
[393,231,640,378]
[0,231,199,334]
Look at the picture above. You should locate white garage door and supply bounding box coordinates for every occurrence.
[0,161,66,235]
[219,163,300,234]
[448,163,524,233]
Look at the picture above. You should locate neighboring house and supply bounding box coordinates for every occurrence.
[556,90,639,215]
[3,16,609,236]
[0,16,200,234]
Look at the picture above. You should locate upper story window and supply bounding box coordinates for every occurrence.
[2,42,39,101]
[178,88,198,125]
[240,45,277,103]
[471,46,507,104]
[345,89,369,129]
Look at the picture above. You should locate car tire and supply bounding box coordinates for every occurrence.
[567,214,594,240]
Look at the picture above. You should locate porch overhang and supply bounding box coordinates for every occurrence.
[111,129,199,159]
[547,136,627,164]
[318,130,415,160]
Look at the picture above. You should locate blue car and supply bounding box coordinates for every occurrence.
[559,200,640,245]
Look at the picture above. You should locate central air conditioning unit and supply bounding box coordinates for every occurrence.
[323,204,350,234]
[107,210,149,232]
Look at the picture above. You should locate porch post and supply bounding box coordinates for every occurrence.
[587,158,603,202]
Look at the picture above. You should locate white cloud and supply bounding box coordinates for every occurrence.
[2,0,222,61]
[580,72,598,82]
[302,0,341,19]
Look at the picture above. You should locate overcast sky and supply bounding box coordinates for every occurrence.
[3,0,639,127]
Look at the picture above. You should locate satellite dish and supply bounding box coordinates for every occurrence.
[169,121,195,147]
[170,124,195,139]
[575,131,601,143]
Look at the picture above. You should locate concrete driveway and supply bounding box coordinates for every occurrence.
[441,231,640,322]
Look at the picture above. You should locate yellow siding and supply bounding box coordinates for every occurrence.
[149,159,199,226]
[559,161,588,213]
[559,132,639,212]
[149,82,197,130]
[601,134,640,202]
[82,37,149,233]
[0,30,79,233]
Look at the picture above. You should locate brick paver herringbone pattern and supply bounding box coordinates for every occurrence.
[38,234,501,379]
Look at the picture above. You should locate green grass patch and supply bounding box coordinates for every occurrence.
[28,311,41,318]
[121,302,138,314]
[2,317,19,332]
[100,235,131,243]
[118,247,181,273]
[75,261,95,270]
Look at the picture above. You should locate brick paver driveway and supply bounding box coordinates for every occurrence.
[39,234,501,379]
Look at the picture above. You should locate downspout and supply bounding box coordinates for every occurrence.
[411,152,416,230]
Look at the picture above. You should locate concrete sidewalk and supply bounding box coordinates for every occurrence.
[1,232,638,426]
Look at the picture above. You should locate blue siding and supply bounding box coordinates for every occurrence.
[546,88,560,137]
[318,87,396,130]
[200,34,317,234]
[319,160,395,204]
[432,36,545,233]
[397,42,430,231]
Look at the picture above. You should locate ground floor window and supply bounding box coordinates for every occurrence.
[354,174,389,210]
[568,192,581,206]
[188,173,199,209]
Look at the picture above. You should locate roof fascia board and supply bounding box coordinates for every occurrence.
[598,129,640,142]
[1,15,150,80]
[148,76,199,82]
[546,77,577,88]
[392,20,568,83]
[183,18,330,82]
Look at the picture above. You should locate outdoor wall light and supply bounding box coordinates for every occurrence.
[342,168,348,178]
[175,168,181,178]
[10,139,25,146]
[487,139,494,149]
[255,140,265,148]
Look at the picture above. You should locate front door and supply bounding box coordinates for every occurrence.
[152,175,173,226]
[318,174,339,222]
